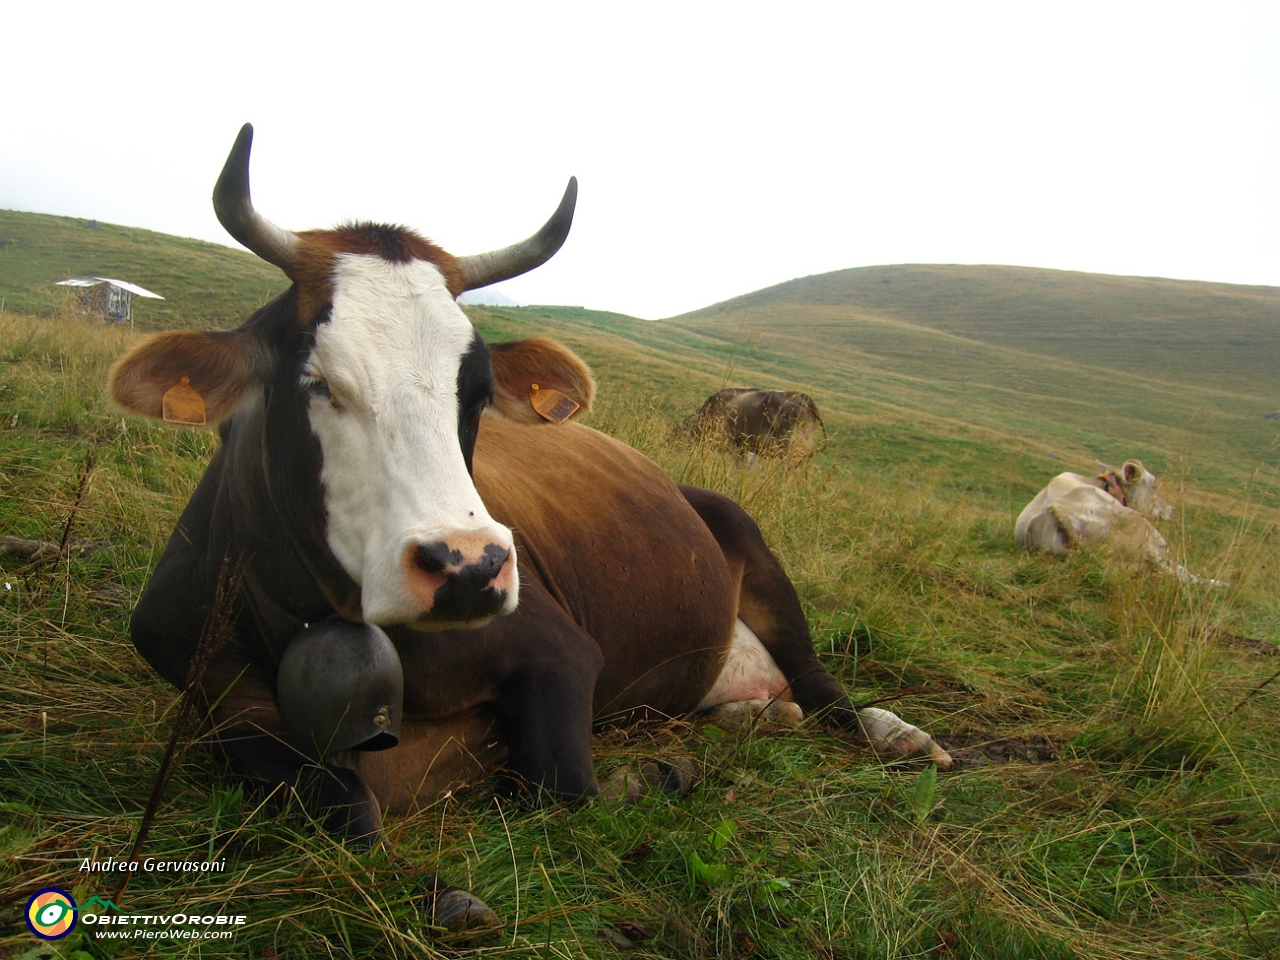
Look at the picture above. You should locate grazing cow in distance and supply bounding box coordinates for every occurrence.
[1015,459,1228,586]
[110,125,950,939]
[676,387,825,461]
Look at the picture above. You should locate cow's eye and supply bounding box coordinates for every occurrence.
[300,373,328,395]
[300,373,339,409]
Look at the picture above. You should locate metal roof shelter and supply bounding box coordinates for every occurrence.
[55,277,163,328]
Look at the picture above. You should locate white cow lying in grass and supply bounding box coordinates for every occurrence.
[1015,459,1228,587]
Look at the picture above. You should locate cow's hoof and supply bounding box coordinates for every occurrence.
[641,758,700,796]
[884,732,955,772]
[423,883,502,946]
[858,707,955,772]
[598,768,647,802]
[600,758,701,802]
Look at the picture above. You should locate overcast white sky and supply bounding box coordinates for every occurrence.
[5,2,1279,319]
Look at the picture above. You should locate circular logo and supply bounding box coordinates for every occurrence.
[26,888,78,940]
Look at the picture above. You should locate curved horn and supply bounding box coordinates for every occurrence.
[212,124,301,273]
[458,177,577,292]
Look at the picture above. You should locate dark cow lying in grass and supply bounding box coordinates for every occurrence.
[110,125,950,938]
[675,387,825,462]
[1015,459,1228,587]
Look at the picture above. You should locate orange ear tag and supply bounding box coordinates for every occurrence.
[162,377,207,425]
[529,383,579,425]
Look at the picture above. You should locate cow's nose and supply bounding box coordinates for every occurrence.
[414,540,510,581]
[406,533,517,623]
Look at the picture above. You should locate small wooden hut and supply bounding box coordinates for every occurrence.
[55,277,163,328]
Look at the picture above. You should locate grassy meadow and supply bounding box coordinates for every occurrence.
[2,211,1280,958]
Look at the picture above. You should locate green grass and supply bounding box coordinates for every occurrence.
[1,218,1280,957]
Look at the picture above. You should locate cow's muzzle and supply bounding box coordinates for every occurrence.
[406,533,517,624]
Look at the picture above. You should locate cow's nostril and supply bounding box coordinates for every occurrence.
[478,544,511,577]
[415,541,462,574]
[412,539,513,588]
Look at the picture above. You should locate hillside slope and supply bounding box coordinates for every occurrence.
[0,209,283,327]
[677,263,1280,399]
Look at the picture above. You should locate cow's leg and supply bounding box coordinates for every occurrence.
[1025,507,1074,553]
[679,484,952,769]
[1162,561,1230,588]
[697,619,802,725]
[696,626,949,767]
[1063,498,1232,587]
[492,580,603,799]
[853,707,956,767]
[394,577,604,801]
[220,735,384,839]
[678,484,852,719]
[1129,519,1231,588]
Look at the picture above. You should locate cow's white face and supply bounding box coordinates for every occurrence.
[1122,461,1174,522]
[304,254,518,626]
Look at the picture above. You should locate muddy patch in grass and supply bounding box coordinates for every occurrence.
[935,733,1058,770]
[1211,629,1279,656]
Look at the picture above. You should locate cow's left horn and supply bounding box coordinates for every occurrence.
[458,177,577,292]
[213,123,302,273]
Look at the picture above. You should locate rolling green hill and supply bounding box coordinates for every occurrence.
[679,263,1280,400]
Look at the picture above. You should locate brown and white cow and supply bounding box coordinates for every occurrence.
[111,125,949,935]
[1015,459,1228,586]
[675,387,825,461]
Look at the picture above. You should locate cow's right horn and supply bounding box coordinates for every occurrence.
[213,123,302,274]
[458,177,578,292]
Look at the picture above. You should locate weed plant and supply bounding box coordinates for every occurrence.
[1,312,1278,958]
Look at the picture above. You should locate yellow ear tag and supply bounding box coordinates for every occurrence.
[529,383,578,425]
[162,377,207,425]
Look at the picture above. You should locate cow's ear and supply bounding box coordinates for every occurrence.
[487,337,596,425]
[110,330,268,425]
[1122,459,1147,483]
